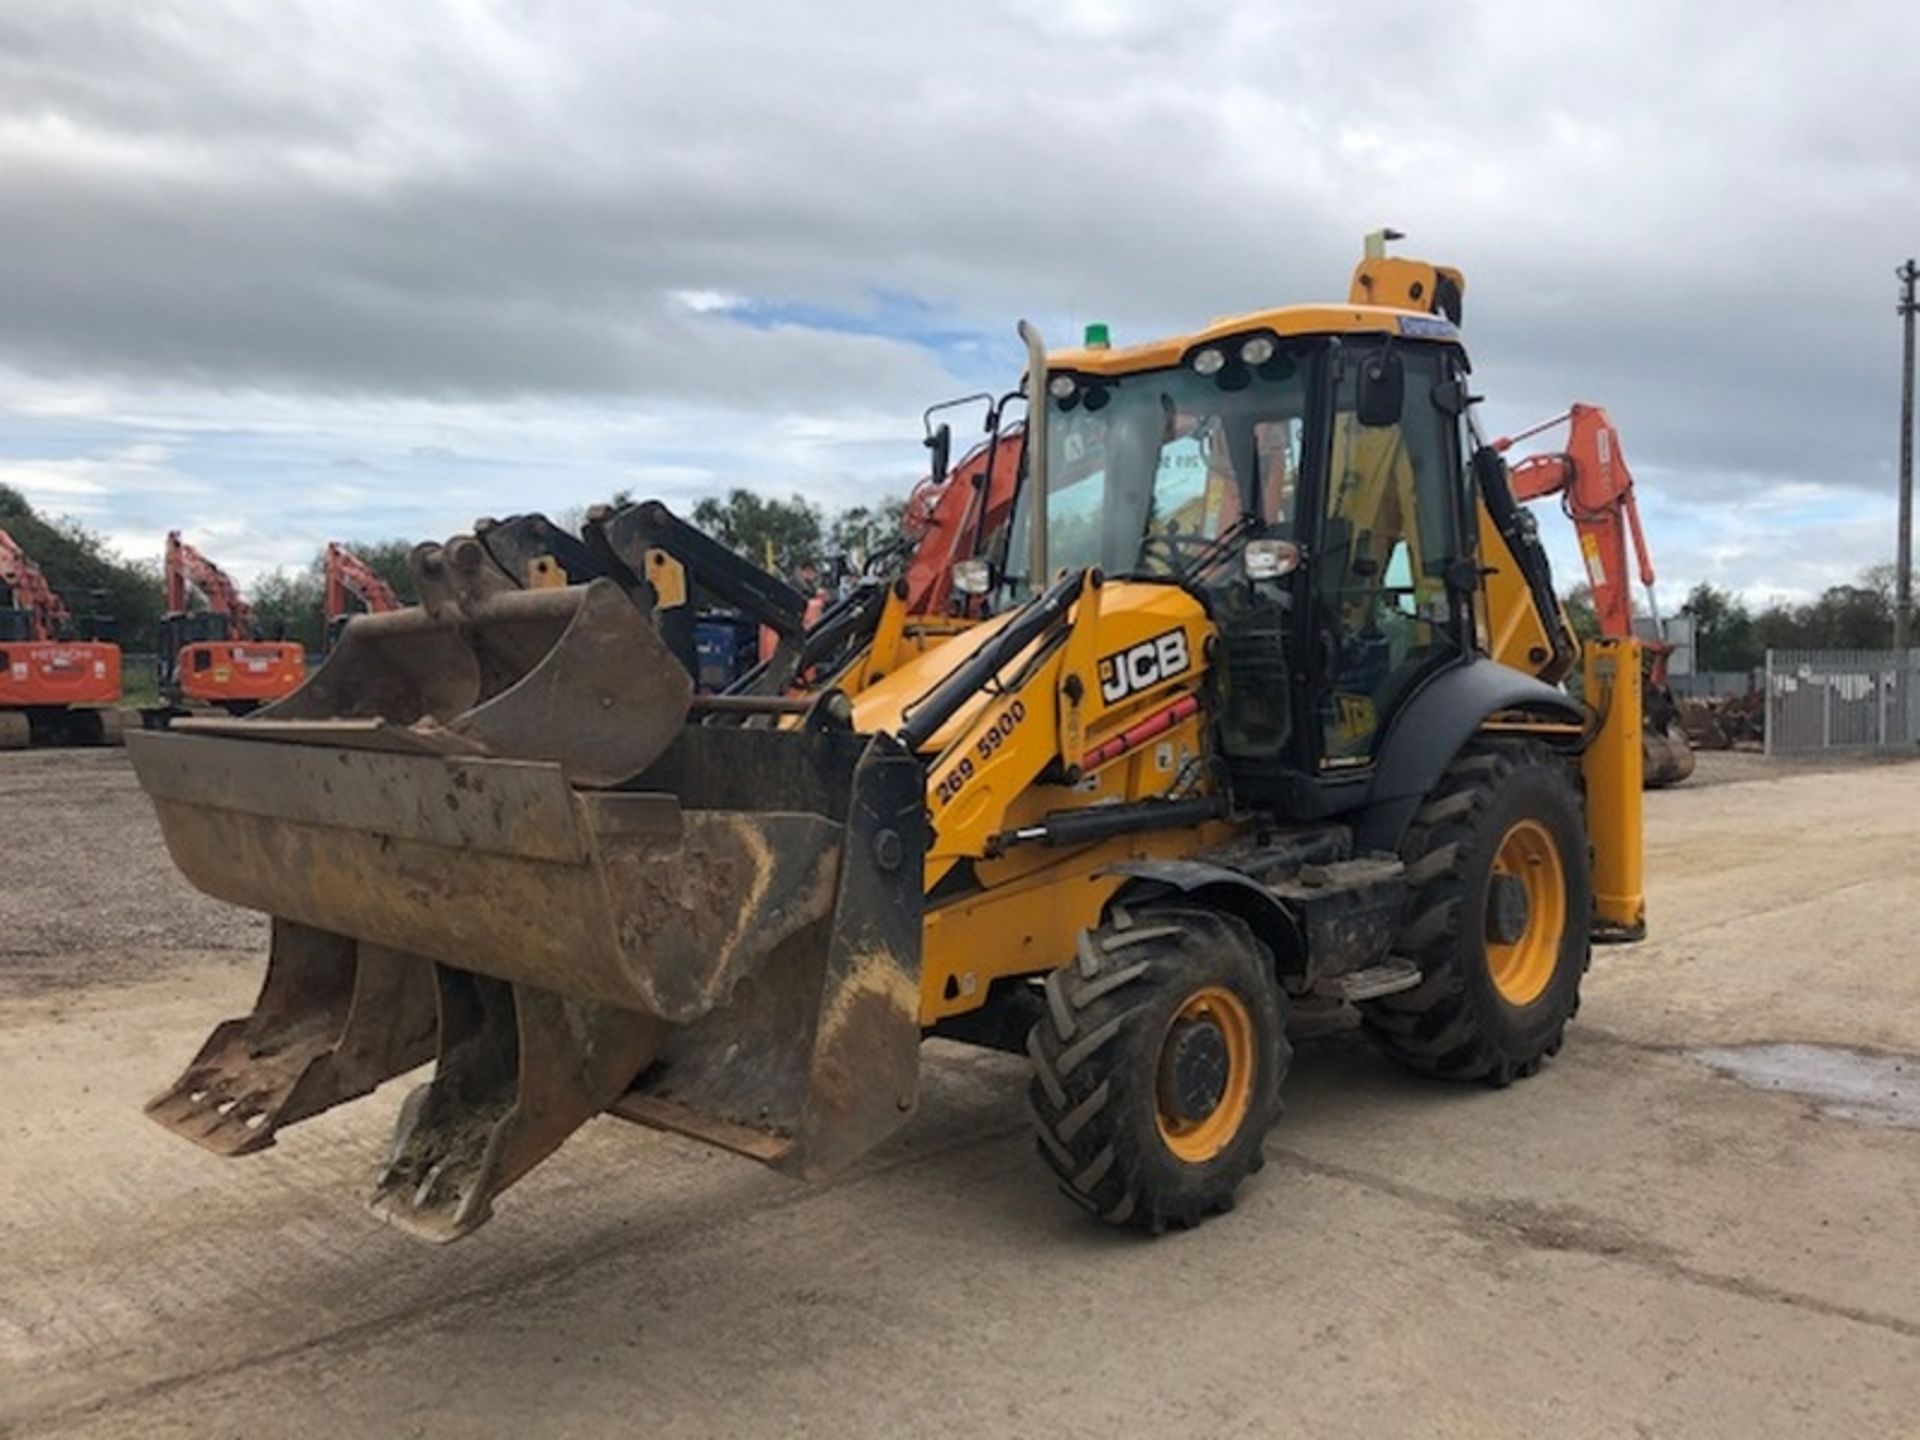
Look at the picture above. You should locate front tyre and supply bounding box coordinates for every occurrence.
[1027,905,1288,1233]
[1361,742,1592,1085]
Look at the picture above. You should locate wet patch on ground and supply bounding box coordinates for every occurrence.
[1690,1043,1920,1130]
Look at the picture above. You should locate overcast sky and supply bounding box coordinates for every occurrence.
[1,0,1916,606]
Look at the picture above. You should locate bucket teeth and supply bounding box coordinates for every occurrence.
[368,969,666,1243]
[144,920,438,1155]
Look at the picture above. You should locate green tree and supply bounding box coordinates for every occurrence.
[250,568,326,650]
[1753,599,1806,653]
[1682,582,1762,672]
[1561,584,1601,642]
[829,497,909,569]
[690,490,825,578]
[1801,583,1891,649]
[337,539,418,606]
[1740,565,1919,654]
[0,483,164,648]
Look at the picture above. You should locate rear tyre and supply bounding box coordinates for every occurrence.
[1360,742,1591,1085]
[0,712,30,750]
[1027,905,1288,1233]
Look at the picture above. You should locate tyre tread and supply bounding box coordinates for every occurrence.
[1027,906,1289,1232]
[1359,741,1592,1084]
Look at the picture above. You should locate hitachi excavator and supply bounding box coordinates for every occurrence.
[128,234,1646,1245]
[0,527,124,748]
[1495,406,1695,787]
[323,542,403,650]
[902,414,1024,616]
[151,532,306,722]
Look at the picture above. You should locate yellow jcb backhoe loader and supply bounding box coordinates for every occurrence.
[128,234,1644,1241]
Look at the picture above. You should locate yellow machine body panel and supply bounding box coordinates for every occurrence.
[1048,303,1455,378]
[919,818,1239,1023]
[851,581,1216,889]
[1346,254,1465,318]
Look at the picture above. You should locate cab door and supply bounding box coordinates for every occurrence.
[1310,343,1471,768]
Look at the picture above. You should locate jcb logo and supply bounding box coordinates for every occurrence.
[1098,628,1192,705]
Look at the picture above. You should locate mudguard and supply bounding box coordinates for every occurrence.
[1105,858,1307,977]
[1354,657,1584,852]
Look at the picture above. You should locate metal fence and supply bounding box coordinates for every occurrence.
[1765,649,1920,755]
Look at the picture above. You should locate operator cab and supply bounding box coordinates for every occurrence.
[996,300,1480,811]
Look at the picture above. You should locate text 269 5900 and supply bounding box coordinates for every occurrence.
[934,699,1027,806]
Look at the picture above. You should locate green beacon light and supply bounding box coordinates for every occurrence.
[1083,322,1111,349]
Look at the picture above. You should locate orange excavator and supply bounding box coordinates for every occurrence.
[153,532,305,720]
[0,527,124,748]
[1495,404,1695,786]
[323,542,402,649]
[901,420,1024,616]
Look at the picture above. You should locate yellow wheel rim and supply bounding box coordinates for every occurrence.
[1486,818,1567,1006]
[1155,986,1256,1164]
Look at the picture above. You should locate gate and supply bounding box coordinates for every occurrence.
[1765,649,1920,755]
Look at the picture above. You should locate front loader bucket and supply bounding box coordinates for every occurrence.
[128,711,926,1241]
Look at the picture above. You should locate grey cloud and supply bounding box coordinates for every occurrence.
[1,0,1918,564]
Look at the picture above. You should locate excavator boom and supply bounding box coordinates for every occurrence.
[324,542,403,622]
[1496,405,1695,787]
[165,531,256,634]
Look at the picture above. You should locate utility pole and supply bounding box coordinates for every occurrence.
[1897,259,1918,742]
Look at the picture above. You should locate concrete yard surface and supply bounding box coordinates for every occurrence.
[3,749,1919,1438]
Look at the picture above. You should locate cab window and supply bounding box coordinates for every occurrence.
[1312,346,1466,765]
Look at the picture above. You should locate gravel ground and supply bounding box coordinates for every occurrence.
[1678,745,1919,787]
[3,743,1919,1439]
[0,750,264,997]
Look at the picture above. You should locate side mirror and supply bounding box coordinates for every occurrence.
[1356,350,1405,428]
[925,422,952,486]
[951,558,992,596]
[1243,539,1302,581]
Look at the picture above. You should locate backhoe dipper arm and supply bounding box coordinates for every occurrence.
[1495,404,1660,640]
